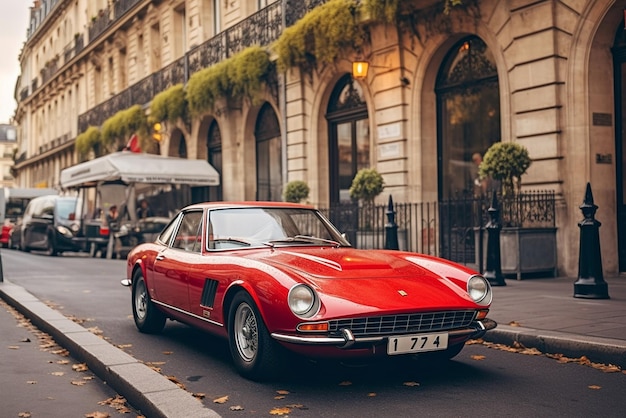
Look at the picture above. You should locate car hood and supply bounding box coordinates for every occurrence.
[261,248,477,314]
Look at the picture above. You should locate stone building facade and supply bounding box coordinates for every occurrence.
[12,0,626,277]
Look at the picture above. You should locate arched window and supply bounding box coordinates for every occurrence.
[327,74,369,204]
[255,103,282,201]
[207,120,223,201]
[436,36,500,198]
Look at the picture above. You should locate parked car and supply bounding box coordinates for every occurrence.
[15,195,81,255]
[122,202,496,380]
[0,187,57,248]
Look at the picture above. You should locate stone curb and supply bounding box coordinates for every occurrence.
[0,281,220,418]
[483,325,626,368]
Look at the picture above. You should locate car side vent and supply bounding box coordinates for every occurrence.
[201,279,219,308]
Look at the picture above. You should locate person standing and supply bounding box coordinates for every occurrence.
[136,199,153,219]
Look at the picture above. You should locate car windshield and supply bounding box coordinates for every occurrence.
[56,198,77,220]
[207,207,351,250]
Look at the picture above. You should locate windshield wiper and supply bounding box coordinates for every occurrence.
[265,235,341,247]
[212,237,251,246]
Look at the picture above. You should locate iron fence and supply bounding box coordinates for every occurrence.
[319,190,556,268]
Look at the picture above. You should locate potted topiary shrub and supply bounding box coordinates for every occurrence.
[349,168,385,249]
[477,142,556,279]
[283,180,310,203]
[478,141,531,197]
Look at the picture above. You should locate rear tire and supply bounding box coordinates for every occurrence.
[228,291,284,381]
[131,270,166,333]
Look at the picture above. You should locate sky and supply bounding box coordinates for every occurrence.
[0,2,30,124]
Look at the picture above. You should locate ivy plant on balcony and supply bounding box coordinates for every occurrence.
[187,46,271,115]
[150,83,187,123]
[274,0,466,74]
[75,126,102,159]
[101,105,148,152]
[274,0,365,73]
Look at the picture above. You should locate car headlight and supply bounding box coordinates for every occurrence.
[467,274,492,305]
[56,225,73,238]
[288,284,320,318]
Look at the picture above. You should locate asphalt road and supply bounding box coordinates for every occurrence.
[2,248,625,417]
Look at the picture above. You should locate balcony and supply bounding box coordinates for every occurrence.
[79,0,289,132]
[89,0,142,43]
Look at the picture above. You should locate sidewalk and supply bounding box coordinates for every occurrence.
[1,275,625,418]
[482,276,626,367]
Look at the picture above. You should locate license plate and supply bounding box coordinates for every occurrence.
[387,332,449,355]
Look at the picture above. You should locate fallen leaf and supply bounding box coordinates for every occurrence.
[20,337,31,342]
[508,321,521,327]
[276,390,290,395]
[274,396,285,400]
[51,371,64,376]
[229,405,245,411]
[162,351,174,355]
[339,381,352,386]
[367,392,377,397]
[8,346,19,350]
[71,380,87,386]
[213,395,229,404]
[403,381,420,387]
[18,412,31,418]
[85,412,111,418]
[193,393,206,399]
[269,407,291,415]
[471,355,486,361]
[588,385,601,390]
[26,381,37,385]
[73,363,89,372]
[57,360,70,365]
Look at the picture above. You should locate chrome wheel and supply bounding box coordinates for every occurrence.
[134,279,148,321]
[233,302,259,363]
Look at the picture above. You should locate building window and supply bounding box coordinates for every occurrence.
[255,103,282,201]
[207,120,223,201]
[436,36,500,199]
[327,74,369,204]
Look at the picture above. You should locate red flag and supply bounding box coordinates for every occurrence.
[125,134,141,153]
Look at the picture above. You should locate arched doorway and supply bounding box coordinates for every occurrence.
[255,103,282,201]
[326,74,369,205]
[207,119,223,202]
[436,36,500,199]
[169,129,187,158]
[613,26,626,272]
[435,36,500,265]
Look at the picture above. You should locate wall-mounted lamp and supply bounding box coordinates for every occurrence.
[352,60,369,79]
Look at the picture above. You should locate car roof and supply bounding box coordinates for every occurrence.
[184,201,316,211]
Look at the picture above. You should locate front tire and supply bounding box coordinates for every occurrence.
[42,232,57,256]
[228,291,283,381]
[132,270,166,333]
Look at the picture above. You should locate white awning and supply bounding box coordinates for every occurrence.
[60,152,220,188]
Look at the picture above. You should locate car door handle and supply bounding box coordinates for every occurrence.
[156,255,165,261]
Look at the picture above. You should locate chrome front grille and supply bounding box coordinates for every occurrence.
[328,310,477,337]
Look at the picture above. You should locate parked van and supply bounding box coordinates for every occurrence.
[13,195,81,255]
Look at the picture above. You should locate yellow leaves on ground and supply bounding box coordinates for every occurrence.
[166,375,187,390]
[72,363,89,372]
[403,381,420,387]
[213,395,229,404]
[470,355,486,361]
[162,351,174,355]
[84,412,111,418]
[193,392,206,399]
[269,407,291,416]
[508,321,521,327]
[588,385,602,390]
[229,405,245,411]
[338,381,352,386]
[8,345,20,349]
[18,412,31,418]
[475,339,623,373]
[51,371,64,376]
[98,395,132,414]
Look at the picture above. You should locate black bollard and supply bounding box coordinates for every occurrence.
[573,183,609,299]
[384,195,399,250]
[483,191,506,286]
[0,248,3,283]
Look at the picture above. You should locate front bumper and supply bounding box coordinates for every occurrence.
[271,318,497,349]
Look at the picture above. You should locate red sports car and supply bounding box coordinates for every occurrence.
[123,202,496,380]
